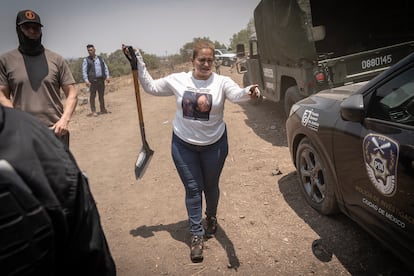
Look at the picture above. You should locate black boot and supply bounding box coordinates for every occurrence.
[190,235,204,262]
[205,216,217,238]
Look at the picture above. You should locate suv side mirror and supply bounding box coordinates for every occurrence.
[236,58,248,74]
[340,93,365,122]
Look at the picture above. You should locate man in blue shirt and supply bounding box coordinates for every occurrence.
[82,44,110,116]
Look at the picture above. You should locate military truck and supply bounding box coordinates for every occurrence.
[237,0,414,116]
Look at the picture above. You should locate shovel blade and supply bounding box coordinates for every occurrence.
[134,144,154,179]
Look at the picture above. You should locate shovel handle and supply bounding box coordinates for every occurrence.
[122,44,147,143]
[123,45,138,71]
[122,45,154,179]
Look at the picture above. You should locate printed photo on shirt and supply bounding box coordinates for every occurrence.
[182,91,212,121]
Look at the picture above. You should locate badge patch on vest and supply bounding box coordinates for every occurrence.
[363,134,399,196]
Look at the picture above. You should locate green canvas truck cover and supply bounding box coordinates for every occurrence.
[254,0,414,64]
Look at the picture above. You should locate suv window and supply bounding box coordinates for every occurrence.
[368,66,414,126]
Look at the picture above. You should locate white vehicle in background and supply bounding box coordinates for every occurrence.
[215,49,237,67]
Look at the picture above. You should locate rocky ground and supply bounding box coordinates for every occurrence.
[69,65,411,275]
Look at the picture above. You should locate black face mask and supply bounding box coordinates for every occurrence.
[16,26,44,56]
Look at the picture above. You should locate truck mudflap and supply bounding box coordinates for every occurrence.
[320,41,414,86]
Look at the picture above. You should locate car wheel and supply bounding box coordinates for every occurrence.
[284,86,302,117]
[223,59,229,66]
[295,138,339,215]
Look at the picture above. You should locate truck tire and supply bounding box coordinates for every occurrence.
[295,138,339,215]
[284,86,302,117]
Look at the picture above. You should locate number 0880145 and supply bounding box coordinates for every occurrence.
[361,55,392,69]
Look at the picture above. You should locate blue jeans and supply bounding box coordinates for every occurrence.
[171,129,228,236]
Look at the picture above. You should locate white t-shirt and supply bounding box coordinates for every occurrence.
[136,54,252,146]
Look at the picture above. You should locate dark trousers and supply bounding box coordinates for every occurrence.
[57,132,70,149]
[89,79,106,113]
[51,130,70,149]
[171,129,228,236]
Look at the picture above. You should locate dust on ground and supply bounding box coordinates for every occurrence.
[69,65,411,275]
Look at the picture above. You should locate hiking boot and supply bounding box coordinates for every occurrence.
[190,235,204,262]
[205,216,217,238]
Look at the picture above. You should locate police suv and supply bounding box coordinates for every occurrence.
[286,52,414,269]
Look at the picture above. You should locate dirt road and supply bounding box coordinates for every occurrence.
[69,66,410,275]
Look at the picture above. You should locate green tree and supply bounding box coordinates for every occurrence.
[66,48,161,83]
[66,22,253,82]
[230,18,255,51]
[179,37,210,61]
[213,41,227,50]
[179,37,230,62]
[67,58,83,83]
[141,50,161,70]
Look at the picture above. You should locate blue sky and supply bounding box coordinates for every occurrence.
[0,0,260,59]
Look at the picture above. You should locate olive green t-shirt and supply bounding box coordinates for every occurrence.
[0,48,75,127]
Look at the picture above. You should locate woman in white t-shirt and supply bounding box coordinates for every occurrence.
[126,41,259,263]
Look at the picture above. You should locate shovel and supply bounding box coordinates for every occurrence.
[123,45,154,179]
